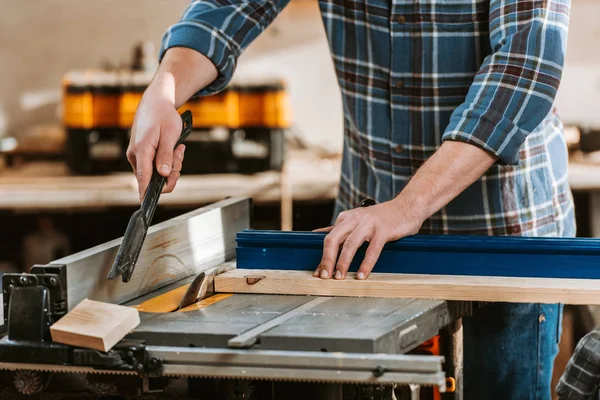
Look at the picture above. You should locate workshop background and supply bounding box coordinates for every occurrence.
[0,0,599,398]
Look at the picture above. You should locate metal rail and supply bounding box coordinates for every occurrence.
[147,346,447,389]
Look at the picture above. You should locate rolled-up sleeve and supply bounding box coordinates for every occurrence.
[441,0,570,165]
[159,0,291,95]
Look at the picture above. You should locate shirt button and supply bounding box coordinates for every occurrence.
[396,15,406,23]
[396,81,404,88]
[394,144,404,153]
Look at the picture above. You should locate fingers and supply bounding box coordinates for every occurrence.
[314,221,355,279]
[163,144,185,194]
[356,236,386,280]
[333,229,368,279]
[126,146,136,175]
[312,226,333,233]
[135,147,154,201]
[155,119,182,178]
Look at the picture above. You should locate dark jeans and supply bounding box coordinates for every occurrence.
[464,302,563,400]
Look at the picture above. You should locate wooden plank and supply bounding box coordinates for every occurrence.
[53,197,250,308]
[236,230,600,279]
[214,269,600,305]
[50,299,140,352]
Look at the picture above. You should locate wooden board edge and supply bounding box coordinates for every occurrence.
[214,269,600,305]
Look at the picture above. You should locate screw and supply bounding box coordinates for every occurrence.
[49,277,57,286]
[373,365,385,378]
[137,364,143,370]
[19,276,27,285]
[127,351,133,357]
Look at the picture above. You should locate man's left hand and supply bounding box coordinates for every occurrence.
[313,199,424,280]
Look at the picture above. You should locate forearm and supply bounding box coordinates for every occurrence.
[394,141,497,223]
[145,47,218,108]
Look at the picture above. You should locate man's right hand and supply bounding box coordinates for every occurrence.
[125,47,218,201]
[127,88,185,201]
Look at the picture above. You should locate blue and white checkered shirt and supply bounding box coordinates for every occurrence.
[160,0,575,238]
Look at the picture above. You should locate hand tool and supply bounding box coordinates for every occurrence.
[107,110,193,282]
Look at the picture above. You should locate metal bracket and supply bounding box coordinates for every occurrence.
[2,264,67,342]
[73,340,162,376]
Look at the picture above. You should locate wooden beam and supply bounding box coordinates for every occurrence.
[53,197,250,308]
[50,299,140,352]
[214,269,600,305]
[235,230,600,279]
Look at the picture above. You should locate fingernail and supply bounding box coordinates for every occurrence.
[313,269,320,277]
[159,164,171,174]
[320,269,329,279]
[357,272,365,280]
[335,270,341,279]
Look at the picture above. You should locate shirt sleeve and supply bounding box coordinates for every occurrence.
[159,0,292,95]
[441,0,570,165]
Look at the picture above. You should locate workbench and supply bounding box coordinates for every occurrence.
[0,149,339,212]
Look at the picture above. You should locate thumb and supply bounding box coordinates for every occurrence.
[155,120,181,177]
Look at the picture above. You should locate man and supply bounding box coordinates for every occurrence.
[127,1,573,398]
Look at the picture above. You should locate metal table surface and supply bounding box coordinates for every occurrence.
[129,293,470,355]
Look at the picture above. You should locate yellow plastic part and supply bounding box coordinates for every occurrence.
[178,293,232,312]
[445,377,456,392]
[91,93,120,128]
[62,71,292,130]
[183,90,240,128]
[131,284,190,313]
[63,91,93,129]
[237,89,290,128]
[119,91,143,128]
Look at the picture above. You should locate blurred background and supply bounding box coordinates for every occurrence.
[0,1,599,397]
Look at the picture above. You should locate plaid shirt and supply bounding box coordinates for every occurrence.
[160,0,575,237]
[557,329,600,400]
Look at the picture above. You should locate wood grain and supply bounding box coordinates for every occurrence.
[214,269,600,305]
[53,197,250,308]
[50,299,140,352]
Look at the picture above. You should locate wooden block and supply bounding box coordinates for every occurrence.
[51,197,250,308]
[214,269,600,305]
[50,299,140,352]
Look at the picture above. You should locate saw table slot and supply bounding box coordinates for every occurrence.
[227,296,331,348]
[128,294,312,348]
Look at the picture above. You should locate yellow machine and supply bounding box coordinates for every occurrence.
[62,69,291,174]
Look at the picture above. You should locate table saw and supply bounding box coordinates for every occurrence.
[0,197,470,399]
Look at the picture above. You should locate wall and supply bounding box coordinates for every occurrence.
[0,0,343,152]
[0,0,597,152]
[554,0,600,129]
